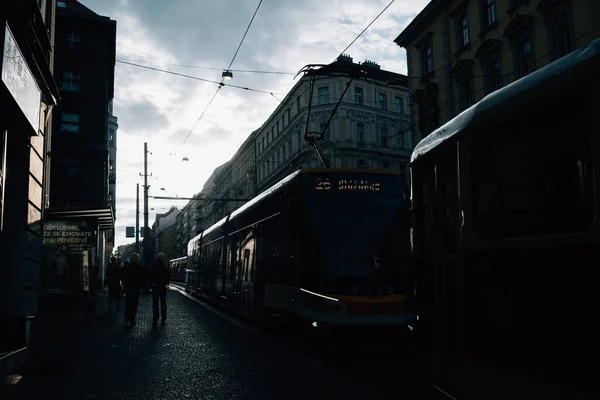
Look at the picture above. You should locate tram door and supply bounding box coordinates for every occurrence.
[240,235,255,318]
[412,141,461,394]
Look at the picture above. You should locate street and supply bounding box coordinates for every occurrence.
[4,288,429,400]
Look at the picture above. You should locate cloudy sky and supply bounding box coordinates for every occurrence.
[78,0,429,247]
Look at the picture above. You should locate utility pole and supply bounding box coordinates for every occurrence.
[135,183,140,254]
[143,142,150,271]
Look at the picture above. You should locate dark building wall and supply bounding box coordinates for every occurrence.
[0,0,60,356]
[50,1,116,209]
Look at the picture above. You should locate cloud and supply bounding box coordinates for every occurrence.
[79,0,430,247]
[117,99,169,134]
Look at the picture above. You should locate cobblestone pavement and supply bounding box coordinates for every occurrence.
[4,289,429,400]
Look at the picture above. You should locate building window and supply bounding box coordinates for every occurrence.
[383,161,391,170]
[285,109,290,126]
[61,71,81,91]
[296,95,301,113]
[318,86,329,105]
[398,131,405,149]
[319,123,331,140]
[356,123,365,143]
[354,87,363,105]
[67,32,81,52]
[419,101,439,135]
[458,75,474,111]
[515,36,534,79]
[484,56,502,94]
[551,9,573,60]
[357,159,366,169]
[394,97,404,113]
[421,43,434,76]
[60,113,79,132]
[378,93,387,111]
[380,127,388,147]
[483,0,497,28]
[456,11,470,49]
[57,1,66,7]
[277,120,281,134]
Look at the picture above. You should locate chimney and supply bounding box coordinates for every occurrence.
[362,60,381,69]
[337,53,353,63]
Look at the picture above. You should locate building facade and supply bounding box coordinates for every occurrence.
[0,0,61,371]
[255,55,411,193]
[50,0,116,212]
[108,100,117,215]
[150,207,180,263]
[201,162,228,229]
[394,0,600,143]
[204,130,258,225]
[174,192,203,258]
[198,55,412,228]
[47,0,116,286]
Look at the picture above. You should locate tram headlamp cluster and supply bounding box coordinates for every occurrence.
[300,288,347,315]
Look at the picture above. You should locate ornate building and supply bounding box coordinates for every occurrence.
[255,55,411,193]
[394,0,600,143]
[196,55,412,229]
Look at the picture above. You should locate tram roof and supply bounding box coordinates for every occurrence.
[411,37,600,162]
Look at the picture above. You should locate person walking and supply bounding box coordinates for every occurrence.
[123,253,145,326]
[106,256,122,311]
[149,252,171,327]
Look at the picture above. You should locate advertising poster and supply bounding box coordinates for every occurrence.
[41,220,97,294]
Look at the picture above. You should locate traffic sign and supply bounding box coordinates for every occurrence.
[126,226,135,238]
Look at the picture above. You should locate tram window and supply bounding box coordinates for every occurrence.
[472,101,594,239]
[437,149,459,253]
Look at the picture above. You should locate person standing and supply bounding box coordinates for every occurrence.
[106,256,122,311]
[124,253,145,326]
[149,252,171,326]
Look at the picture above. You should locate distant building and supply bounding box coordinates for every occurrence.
[0,0,61,375]
[150,207,180,263]
[201,162,228,228]
[256,55,412,192]
[47,0,117,285]
[175,192,203,258]
[199,55,412,227]
[394,0,600,143]
[108,100,118,215]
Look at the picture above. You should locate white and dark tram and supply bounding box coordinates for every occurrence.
[186,168,415,333]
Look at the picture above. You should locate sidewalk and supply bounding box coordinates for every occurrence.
[3,291,159,400]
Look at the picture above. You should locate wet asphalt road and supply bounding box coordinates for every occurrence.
[5,287,430,400]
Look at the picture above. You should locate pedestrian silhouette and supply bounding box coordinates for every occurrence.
[106,256,122,311]
[150,252,171,326]
[123,253,146,326]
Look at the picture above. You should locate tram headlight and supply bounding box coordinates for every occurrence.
[300,288,347,315]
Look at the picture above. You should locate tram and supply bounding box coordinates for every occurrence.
[169,256,187,283]
[409,38,600,399]
[187,168,415,333]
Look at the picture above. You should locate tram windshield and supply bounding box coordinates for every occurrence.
[300,172,413,294]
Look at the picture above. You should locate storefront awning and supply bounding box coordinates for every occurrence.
[45,207,115,230]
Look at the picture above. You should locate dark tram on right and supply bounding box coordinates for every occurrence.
[409,37,600,399]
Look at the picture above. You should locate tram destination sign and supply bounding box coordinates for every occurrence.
[315,177,381,192]
[1,23,41,134]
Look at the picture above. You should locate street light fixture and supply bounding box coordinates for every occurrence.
[222,70,233,80]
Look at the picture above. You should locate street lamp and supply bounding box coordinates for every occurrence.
[222,70,233,80]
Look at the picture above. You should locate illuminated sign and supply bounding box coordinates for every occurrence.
[1,23,41,134]
[315,177,381,191]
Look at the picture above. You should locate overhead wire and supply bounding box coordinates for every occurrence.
[336,0,397,60]
[115,58,294,75]
[116,60,286,95]
[173,0,264,155]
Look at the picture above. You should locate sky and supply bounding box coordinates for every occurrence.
[78,0,429,248]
